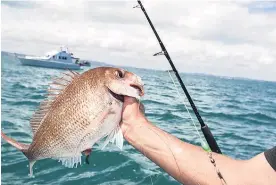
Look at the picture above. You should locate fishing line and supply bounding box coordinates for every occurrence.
[134,0,222,154]
[167,71,205,145]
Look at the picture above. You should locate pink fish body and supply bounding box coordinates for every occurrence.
[1,67,145,176]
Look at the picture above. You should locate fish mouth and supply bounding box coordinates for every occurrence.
[108,89,124,102]
[108,84,144,102]
[130,84,144,96]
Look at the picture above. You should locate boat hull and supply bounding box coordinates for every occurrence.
[18,57,82,70]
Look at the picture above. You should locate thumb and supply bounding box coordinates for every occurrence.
[123,96,145,115]
[123,96,139,105]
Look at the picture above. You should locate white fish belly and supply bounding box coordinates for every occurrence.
[55,101,123,169]
[79,101,123,152]
[92,102,123,146]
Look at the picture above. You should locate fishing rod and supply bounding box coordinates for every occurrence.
[134,0,222,154]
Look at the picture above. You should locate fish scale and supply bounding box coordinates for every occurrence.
[30,92,109,160]
[1,67,145,176]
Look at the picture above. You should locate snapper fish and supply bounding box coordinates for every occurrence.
[1,67,145,176]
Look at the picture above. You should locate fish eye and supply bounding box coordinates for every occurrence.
[116,70,124,78]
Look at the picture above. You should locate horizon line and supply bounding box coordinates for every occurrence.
[1,50,275,83]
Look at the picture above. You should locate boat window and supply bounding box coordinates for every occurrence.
[57,56,67,60]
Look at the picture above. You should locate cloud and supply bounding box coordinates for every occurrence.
[1,0,276,81]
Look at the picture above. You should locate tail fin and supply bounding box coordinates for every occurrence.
[1,131,29,151]
[1,131,35,176]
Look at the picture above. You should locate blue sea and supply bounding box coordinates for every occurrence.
[1,51,276,185]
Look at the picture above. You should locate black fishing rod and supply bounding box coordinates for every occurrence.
[134,0,222,154]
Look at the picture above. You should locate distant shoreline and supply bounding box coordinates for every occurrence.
[1,50,275,83]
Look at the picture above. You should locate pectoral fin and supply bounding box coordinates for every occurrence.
[82,148,92,164]
[101,126,123,150]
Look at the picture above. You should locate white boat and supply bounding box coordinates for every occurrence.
[17,47,82,70]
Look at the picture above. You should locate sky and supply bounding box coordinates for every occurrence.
[1,0,276,81]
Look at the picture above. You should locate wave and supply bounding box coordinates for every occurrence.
[1,55,276,185]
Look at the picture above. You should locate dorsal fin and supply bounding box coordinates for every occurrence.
[30,70,80,134]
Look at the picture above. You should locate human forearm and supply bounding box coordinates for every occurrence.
[123,118,250,185]
[120,97,275,185]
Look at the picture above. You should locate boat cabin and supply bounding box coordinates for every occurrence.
[47,47,80,64]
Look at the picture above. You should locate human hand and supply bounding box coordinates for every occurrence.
[120,96,146,137]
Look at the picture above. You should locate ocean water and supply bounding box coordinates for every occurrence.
[1,52,276,185]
